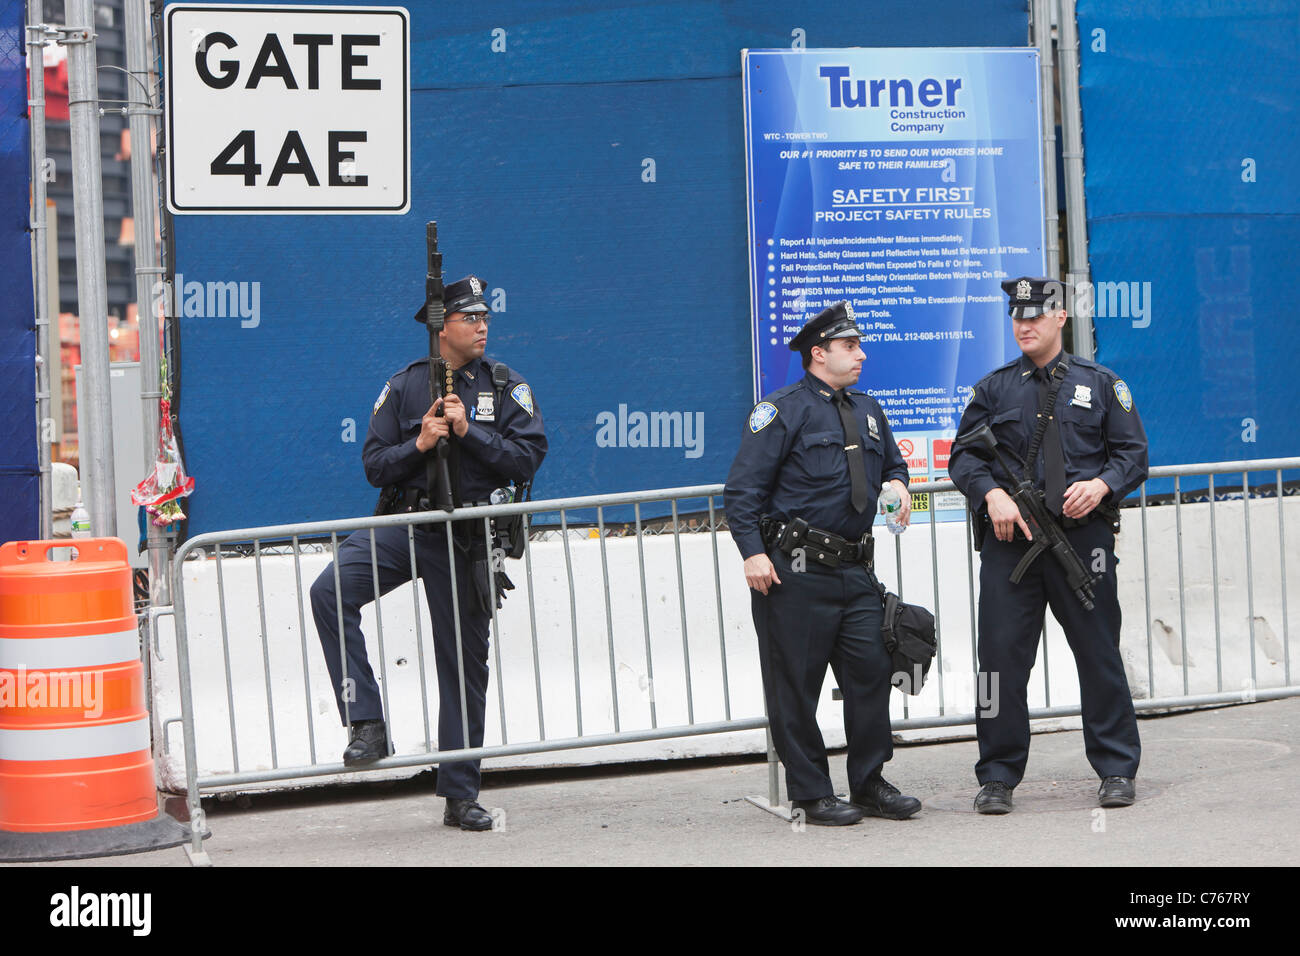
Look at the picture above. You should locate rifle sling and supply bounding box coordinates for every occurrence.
[1021,357,1070,480]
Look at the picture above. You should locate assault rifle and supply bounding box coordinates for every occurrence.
[957,423,1099,610]
[418,221,456,512]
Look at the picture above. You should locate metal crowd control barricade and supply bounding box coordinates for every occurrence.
[158,458,1299,862]
[864,457,1299,743]
[164,485,774,863]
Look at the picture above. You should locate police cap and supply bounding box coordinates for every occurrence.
[1001,276,1067,319]
[788,301,866,354]
[413,274,490,323]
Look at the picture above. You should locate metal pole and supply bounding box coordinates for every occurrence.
[1278,470,1291,685]
[169,546,209,863]
[671,498,694,724]
[1175,476,1188,694]
[408,526,433,750]
[213,548,240,771]
[63,0,117,536]
[766,727,779,808]
[1056,0,1095,358]
[254,539,278,768]
[1209,474,1223,692]
[1140,485,1153,697]
[559,510,583,736]
[596,507,620,733]
[928,507,945,713]
[125,0,169,601]
[1033,0,1060,277]
[1243,473,1258,689]
[291,536,318,763]
[27,4,53,540]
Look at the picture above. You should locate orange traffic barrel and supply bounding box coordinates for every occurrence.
[0,538,195,861]
[0,537,154,830]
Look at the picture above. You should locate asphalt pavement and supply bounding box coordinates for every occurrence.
[14,696,1298,867]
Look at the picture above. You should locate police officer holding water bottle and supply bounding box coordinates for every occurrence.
[725,301,921,826]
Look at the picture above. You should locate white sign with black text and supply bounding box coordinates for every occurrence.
[163,3,409,214]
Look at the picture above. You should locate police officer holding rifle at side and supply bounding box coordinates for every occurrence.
[949,277,1147,814]
[726,302,922,827]
[310,224,546,831]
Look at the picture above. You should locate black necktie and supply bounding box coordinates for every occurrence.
[834,391,870,514]
[1036,368,1067,514]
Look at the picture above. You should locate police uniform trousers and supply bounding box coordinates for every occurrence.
[751,549,895,801]
[309,523,491,799]
[975,517,1141,786]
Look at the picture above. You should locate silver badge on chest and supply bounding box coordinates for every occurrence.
[475,392,495,421]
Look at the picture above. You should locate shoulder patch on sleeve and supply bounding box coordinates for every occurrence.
[1113,379,1133,412]
[510,382,534,416]
[373,382,391,415]
[749,401,778,433]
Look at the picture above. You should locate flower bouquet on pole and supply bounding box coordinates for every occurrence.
[131,369,193,526]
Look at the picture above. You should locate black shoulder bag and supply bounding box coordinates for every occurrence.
[881,590,937,695]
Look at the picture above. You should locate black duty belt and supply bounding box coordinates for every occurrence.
[395,487,493,511]
[1062,503,1122,532]
[759,516,874,570]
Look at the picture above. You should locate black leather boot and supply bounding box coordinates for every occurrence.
[974,780,1014,814]
[790,796,864,826]
[443,798,494,831]
[342,719,391,766]
[851,777,922,820]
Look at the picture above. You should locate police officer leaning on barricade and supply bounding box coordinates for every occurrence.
[309,275,547,832]
[725,302,923,827]
[949,276,1148,815]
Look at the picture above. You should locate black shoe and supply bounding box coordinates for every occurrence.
[851,777,922,820]
[791,796,864,827]
[443,798,494,831]
[1098,776,1136,808]
[342,719,391,766]
[974,781,1014,814]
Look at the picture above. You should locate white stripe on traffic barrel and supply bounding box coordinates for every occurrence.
[0,629,140,669]
[0,718,150,761]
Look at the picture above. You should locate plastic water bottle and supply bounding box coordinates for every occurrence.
[70,487,91,539]
[879,483,905,535]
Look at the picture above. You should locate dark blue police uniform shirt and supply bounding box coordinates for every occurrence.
[363,355,547,503]
[949,350,1148,510]
[725,371,910,559]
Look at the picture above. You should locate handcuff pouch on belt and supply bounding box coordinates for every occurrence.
[493,484,531,561]
[477,481,532,613]
[375,485,422,516]
[467,532,515,616]
[881,590,937,695]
